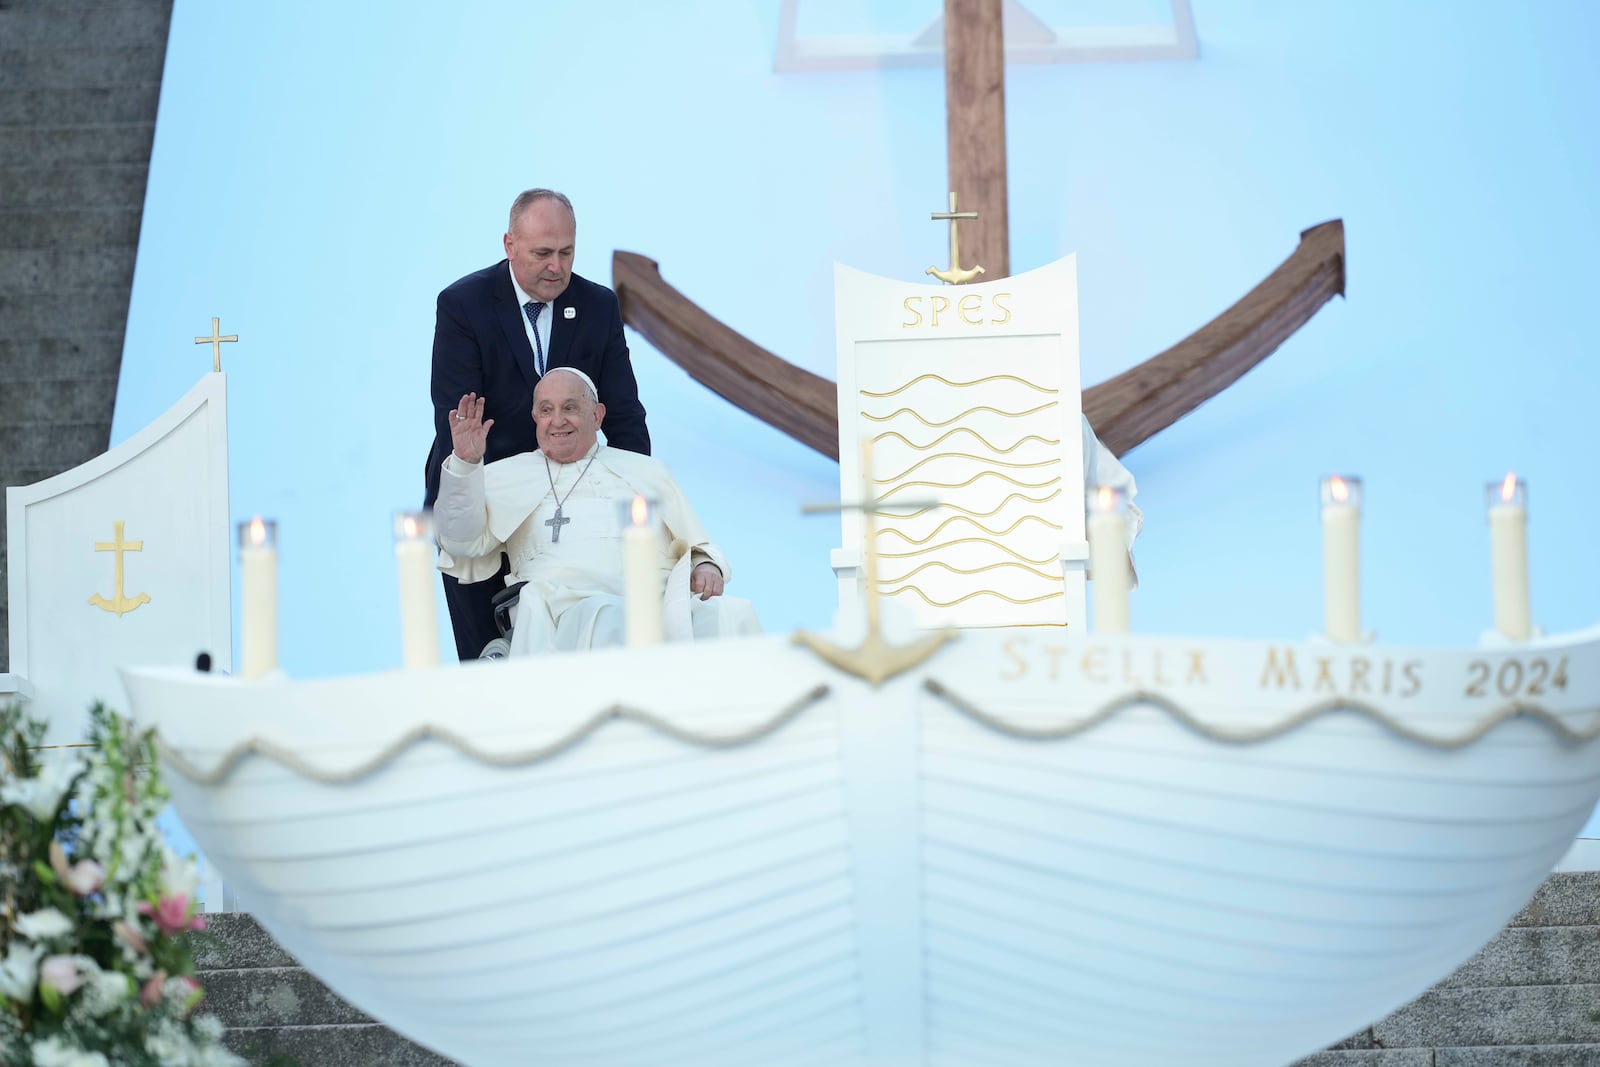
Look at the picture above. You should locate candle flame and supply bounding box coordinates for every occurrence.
[1328,475,1350,504]
[630,495,648,526]
[1095,485,1115,512]
[1500,472,1518,502]
[248,516,267,547]
[402,515,420,540]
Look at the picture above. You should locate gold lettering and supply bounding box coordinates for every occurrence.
[1043,644,1068,680]
[901,296,923,329]
[1313,657,1337,693]
[1348,656,1371,694]
[1259,646,1301,689]
[930,295,951,327]
[1186,650,1207,684]
[1001,635,1027,679]
[991,292,1013,325]
[1122,649,1138,685]
[1082,647,1109,684]
[958,294,984,325]
[1152,650,1171,686]
[1399,660,1423,697]
[1381,660,1393,694]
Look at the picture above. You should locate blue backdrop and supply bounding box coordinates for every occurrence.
[113,2,1600,834]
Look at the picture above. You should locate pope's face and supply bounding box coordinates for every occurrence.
[504,199,575,303]
[534,373,605,464]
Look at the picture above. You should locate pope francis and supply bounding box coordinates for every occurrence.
[434,368,759,657]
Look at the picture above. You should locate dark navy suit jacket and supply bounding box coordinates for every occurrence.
[424,263,650,507]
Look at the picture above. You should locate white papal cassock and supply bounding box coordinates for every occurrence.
[434,444,760,655]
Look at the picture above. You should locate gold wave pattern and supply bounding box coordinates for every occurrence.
[860,401,1058,427]
[878,452,1057,483]
[877,537,1058,566]
[880,558,1061,585]
[877,470,1059,502]
[861,373,1059,398]
[893,489,1064,521]
[877,512,1061,546]
[887,586,1063,609]
[871,428,1061,455]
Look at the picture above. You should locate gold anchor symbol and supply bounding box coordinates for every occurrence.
[925,191,986,285]
[88,521,152,617]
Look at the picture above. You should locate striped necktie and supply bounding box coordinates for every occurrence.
[523,300,547,376]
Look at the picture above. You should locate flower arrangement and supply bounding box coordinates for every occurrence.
[1,701,243,1067]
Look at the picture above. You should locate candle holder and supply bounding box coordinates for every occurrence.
[237,517,278,679]
[621,496,663,647]
[1086,486,1130,634]
[393,509,440,669]
[1486,473,1532,642]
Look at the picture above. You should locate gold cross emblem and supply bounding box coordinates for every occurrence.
[88,521,152,617]
[195,316,239,372]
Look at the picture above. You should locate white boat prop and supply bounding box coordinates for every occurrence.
[121,623,1600,1067]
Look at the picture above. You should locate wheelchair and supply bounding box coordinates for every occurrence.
[478,581,527,660]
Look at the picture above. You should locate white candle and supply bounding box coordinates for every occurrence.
[1087,486,1130,634]
[394,510,440,668]
[1320,475,1362,642]
[623,495,662,646]
[1487,473,1531,641]
[238,517,278,678]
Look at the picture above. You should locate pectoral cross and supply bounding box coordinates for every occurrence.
[88,521,152,616]
[544,508,571,542]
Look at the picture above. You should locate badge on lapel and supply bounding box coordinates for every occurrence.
[564,306,576,319]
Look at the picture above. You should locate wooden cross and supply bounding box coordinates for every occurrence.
[943,0,1010,279]
[195,316,239,372]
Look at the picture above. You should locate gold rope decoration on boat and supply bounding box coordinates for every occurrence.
[155,684,833,785]
[922,679,1600,749]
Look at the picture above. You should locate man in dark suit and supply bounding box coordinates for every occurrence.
[425,188,650,660]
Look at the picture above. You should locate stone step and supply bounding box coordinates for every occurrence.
[1510,871,1600,927]
[0,122,153,166]
[0,46,168,90]
[0,206,143,247]
[1373,983,1600,1048]
[1435,1047,1600,1065]
[0,331,124,378]
[1442,925,1600,988]
[193,913,299,971]
[1292,1051,1433,1066]
[0,372,115,425]
[0,291,131,338]
[0,162,152,209]
[0,3,172,50]
[0,420,111,472]
[198,966,371,1029]
[0,246,136,292]
[0,84,162,125]
[222,1024,460,1067]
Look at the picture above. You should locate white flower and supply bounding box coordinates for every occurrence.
[0,754,83,821]
[77,969,132,1018]
[0,942,43,1000]
[40,954,97,996]
[29,1036,110,1067]
[14,907,74,942]
[159,845,201,902]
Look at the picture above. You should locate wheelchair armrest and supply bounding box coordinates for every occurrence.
[490,580,528,637]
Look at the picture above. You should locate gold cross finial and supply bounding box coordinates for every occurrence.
[195,317,239,372]
[926,192,985,285]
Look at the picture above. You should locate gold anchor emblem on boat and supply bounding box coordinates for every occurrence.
[925,191,985,285]
[88,521,152,617]
[793,441,956,686]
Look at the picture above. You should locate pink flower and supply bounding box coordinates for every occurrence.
[137,895,206,936]
[112,920,148,955]
[140,970,166,1009]
[39,955,86,996]
[49,841,104,897]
